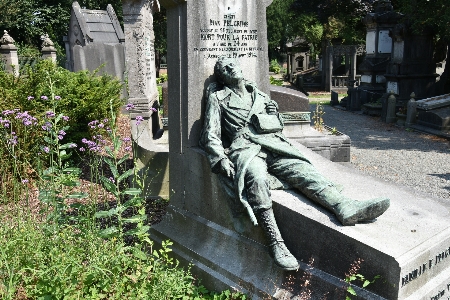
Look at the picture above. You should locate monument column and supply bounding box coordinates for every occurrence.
[122,0,160,117]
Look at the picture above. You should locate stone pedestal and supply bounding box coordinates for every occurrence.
[123,0,167,198]
[151,141,450,299]
[0,30,18,76]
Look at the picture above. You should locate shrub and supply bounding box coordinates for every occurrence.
[269,59,281,74]
[0,59,123,143]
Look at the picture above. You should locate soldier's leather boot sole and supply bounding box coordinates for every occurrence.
[337,197,390,226]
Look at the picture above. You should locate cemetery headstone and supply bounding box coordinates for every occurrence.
[385,21,438,105]
[122,0,168,200]
[64,1,125,76]
[40,34,57,63]
[357,0,400,109]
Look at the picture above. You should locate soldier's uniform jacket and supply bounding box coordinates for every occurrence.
[200,80,311,224]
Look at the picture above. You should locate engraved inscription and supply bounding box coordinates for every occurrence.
[194,12,263,59]
[401,246,450,287]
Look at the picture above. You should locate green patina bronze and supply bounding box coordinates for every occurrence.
[200,57,390,271]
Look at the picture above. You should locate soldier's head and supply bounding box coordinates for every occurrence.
[214,57,244,86]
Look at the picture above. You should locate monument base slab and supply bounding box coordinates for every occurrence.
[151,142,450,299]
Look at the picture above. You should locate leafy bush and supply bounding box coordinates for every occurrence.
[269,59,281,74]
[0,59,123,143]
[156,73,168,84]
[270,76,283,86]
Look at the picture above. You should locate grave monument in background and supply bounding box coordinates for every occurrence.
[64,1,125,81]
[150,1,450,299]
[122,0,169,199]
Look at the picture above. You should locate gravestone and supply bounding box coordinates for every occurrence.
[357,0,400,109]
[151,1,450,299]
[385,21,438,106]
[64,1,125,75]
[414,93,450,131]
[123,0,168,199]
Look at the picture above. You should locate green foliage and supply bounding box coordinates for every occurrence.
[269,76,283,86]
[269,59,281,74]
[0,59,123,143]
[393,0,450,42]
[157,73,168,84]
[345,273,381,300]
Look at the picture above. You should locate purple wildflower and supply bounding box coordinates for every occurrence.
[125,103,135,111]
[45,111,55,118]
[22,179,29,184]
[62,116,69,121]
[79,147,85,152]
[103,119,108,123]
[43,146,50,153]
[122,137,131,142]
[69,143,77,148]
[98,123,104,128]
[27,96,34,101]
[125,146,131,152]
[58,135,64,140]
[54,96,61,100]
[41,96,48,101]
[135,115,144,126]
[109,177,114,183]
[58,130,66,136]
[150,107,158,112]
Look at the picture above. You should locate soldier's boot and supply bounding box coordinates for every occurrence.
[310,187,390,226]
[257,208,299,271]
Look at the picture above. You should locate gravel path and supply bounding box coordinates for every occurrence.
[315,105,450,200]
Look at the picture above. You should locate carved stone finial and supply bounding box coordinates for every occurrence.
[0,30,15,45]
[41,34,54,48]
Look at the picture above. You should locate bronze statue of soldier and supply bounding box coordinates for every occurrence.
[200,57,390,271]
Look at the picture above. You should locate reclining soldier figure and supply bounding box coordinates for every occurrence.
[199,57,390,271]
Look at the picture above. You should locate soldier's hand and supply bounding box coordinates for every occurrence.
[220,158,235,180]
[265,102,278,115]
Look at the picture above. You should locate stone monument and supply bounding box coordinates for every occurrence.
[122,0,168,199]
[357,0,400,108]
[151,1,450,299]
[64,1,125,79]
[0,30,18,76]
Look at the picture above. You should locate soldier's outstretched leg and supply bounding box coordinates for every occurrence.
[268,156,390,226]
